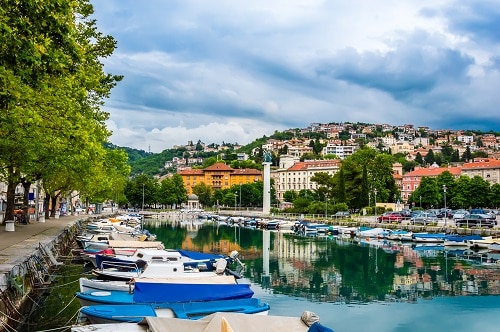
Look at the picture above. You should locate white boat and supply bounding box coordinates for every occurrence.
[467,236,500,249]
[356,227,389,238]
[386,230,413,241]
[79,272,239,293]
[71,310,334,332]
[488,242,500,252]
[91,255,234,282]
[412,233,447,243]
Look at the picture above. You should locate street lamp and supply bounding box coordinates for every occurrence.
[234,192,237,213]
[325,193,328,220]
[239,183,242,209]
[419,195,422,209]
[142,184,145,212]
[374,189,378,222]
[443,185,447,227]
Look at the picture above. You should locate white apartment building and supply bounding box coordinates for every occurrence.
[457,135,474,144]
[273,159,341,202]
[412,137,429,146]
[390,141,415,155]
[321,144,357,159]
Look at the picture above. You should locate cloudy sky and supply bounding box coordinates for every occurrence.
[89,0,500,153]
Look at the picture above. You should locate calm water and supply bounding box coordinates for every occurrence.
[27,218,500,332]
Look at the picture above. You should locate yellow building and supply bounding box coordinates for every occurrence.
[178,162,262,194]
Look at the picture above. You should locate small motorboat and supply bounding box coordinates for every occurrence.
[79,297,270,324]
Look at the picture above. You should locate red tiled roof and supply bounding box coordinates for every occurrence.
[288,160,341,171]
[232,168,262,175]
[462,159,500,170]
[204,162,234,171]
[404,166,461,177]
[178,169,204,175]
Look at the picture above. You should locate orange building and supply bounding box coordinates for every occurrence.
[178,162,262,194]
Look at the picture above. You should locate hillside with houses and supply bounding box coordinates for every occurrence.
[123,122,500,209]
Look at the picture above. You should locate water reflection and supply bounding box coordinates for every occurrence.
[144,219,500,305]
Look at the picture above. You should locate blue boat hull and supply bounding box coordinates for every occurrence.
[80,298,270,323]
[76,282,254,306]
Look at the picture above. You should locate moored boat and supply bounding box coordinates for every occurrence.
[412,233,447,243]
[444,234,483,247]
[76,278,254,306]
[79,297,270,324]
[71,310,334,332]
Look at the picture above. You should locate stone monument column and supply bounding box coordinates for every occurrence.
[262,150,271,215]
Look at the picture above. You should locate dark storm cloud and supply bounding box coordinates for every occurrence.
[315,31,474,101]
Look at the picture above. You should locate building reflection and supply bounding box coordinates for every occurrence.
[145,221,500,304]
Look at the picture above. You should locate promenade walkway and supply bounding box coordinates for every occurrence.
[0,213,105,278]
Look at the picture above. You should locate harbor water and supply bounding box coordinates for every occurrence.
[26,216,500,332]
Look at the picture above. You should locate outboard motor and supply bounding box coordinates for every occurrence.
[229,250,245,268]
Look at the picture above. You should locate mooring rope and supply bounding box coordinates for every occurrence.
[54,295,77,317]
[30,326,73,332]
[0,309,24,324]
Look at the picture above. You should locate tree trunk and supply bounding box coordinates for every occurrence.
[4,166,20,224]
[21,179,31,221]
[50,194,57,217]
[5,181,17,224]
[44,193,51,219]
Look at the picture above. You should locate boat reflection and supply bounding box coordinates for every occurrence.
[144,220,500,305]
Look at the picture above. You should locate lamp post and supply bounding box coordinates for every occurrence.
[142,184,145,212]
[234,192,237,213]
[325,193,328,220]
[419,195,422,209]
[374,189,378,222]
[239,183,242,209]
[443,185,447,227]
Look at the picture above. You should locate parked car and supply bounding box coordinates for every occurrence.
[377,212,403,223]
[455,214,497,228]
[436,208,453,218]
[333,211,350,218]
[410,212,438,225]
[452,209,468,220]
[396,210,412,220]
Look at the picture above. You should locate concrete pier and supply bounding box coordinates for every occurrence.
[0,214,91,331]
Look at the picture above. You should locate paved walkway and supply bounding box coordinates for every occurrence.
[0,214,87,251]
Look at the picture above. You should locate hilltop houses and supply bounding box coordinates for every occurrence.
[170,122,499,206]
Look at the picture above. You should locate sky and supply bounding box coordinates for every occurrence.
[89,0,500,153]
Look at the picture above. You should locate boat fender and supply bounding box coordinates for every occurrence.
[301,311,320,326]
[128,278,135,293]
[214,258,227,275]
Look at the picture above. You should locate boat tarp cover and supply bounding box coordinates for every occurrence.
[178,250,225,260]
[143,312,311,332]
[106,240,164,248]
[133,282,253,302]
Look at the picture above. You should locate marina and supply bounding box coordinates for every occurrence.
[2,211,500,331]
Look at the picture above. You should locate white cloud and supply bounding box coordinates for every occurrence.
[91,0,500,152]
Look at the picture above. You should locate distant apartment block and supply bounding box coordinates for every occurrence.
[457,135,474,144]
[322,144,357,159]
[272,159,341,201]
[461,159,500,185]
[401,164,462,202]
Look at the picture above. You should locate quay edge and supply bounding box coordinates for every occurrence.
[0,215,87,332]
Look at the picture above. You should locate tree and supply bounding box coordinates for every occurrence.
[461,146,472,162]
[424,149,435,165]
[0,0,121,223]
[415,152,424,166]
[283,190,298,203]
[192,183,213,207]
